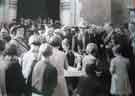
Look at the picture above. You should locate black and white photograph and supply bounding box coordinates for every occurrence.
[0,0,134,96]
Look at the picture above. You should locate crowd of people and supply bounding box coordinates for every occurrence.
[0,17,134,96]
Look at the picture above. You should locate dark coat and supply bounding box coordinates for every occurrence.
[77,75,102,96]
[66,51,75,67]
[4,56,27,96]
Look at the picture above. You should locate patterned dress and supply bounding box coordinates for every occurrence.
[110,56,132,95]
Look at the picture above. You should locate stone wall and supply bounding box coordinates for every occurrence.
[79,0,130,26]
[0,0,17,23]
[0,0,131,25]
[60,0,82,26]
[0,0,7,23]
[111,0,129,26]
[60,0,73,25]
[8,0,17,22]
[80,0,111,25]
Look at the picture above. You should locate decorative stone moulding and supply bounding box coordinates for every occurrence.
[8,0,17,9]
[60,1,72,10]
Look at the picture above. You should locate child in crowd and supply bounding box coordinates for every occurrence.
[110,45,132,96]
[62,38,75,67]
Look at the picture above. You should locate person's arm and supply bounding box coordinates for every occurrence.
[82,57,86,72]
[127,59,131,72]
[15,61,29,94]
[109,59,116,75]
[104,30,114,44]
[77,45,82,55]
[82,34,86,52]
[72,36,76,52]
[77,56,82,70]
[64,55,69,70]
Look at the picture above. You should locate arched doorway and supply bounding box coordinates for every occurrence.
[17,0,60,20]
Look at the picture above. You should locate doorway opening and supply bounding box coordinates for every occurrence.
[17,0,60,20]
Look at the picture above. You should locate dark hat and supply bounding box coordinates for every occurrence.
[10,24,25,34]
[15,24,25,30]
[4,44,17,56]
[10,25,17,34]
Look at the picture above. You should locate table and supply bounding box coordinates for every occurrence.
[64,66,85,77]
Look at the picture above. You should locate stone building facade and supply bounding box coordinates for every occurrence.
[0,0,133,25]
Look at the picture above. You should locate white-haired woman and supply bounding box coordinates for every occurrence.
[82,43,98,73]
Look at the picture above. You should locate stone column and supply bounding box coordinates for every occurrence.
[0,0,6,23]
[0,0,17,23]
[60,0,74,25]
[72,0,82,26]
[133,0,135,8]
[8,0,17,23]
[128,0,134,8]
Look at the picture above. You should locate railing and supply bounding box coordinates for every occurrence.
[60,1,72,10]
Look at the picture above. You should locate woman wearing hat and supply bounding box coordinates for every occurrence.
[10,25,29,57]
